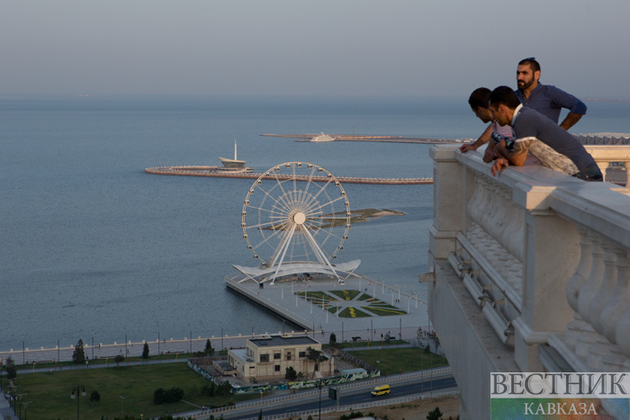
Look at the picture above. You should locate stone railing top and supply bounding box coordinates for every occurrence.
[432,144,630,245]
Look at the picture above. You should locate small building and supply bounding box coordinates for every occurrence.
[227,335,334,381]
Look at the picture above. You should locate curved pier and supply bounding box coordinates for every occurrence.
[145,166,433,185]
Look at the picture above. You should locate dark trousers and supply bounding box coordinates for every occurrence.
[573,162,603,182]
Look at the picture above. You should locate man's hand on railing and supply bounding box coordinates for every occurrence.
[459,143,478,153]
[491,157,509,176]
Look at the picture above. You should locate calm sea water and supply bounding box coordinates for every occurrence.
[1,95,629,350]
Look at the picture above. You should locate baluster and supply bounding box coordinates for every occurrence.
[588,238,618,334]
[500,188,518,258]
[467,173,483,227]
[512,204,525,263]
[563,225,592,350]
[614,249,630,360]
[586,238,618,369]
[601,248,630,370]
[574,232,605,360]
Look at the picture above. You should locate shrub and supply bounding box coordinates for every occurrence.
[72,339,86,364]
[142,342,150,359]
[90,390,101,402]
[153,386,184,405]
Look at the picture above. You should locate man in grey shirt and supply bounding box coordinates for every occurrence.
[487,86,602,182]
[516,57,587,130]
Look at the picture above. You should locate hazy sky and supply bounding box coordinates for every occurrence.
[2,0,629,98]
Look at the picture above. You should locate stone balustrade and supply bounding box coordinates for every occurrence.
[428,144,630,419]
[583,145,630,182]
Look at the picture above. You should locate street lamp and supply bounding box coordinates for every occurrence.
[124,327,128,366]
[71,384,86,420]
[120,395,125,417]
[15,393,27,419]
[22,401,33,420]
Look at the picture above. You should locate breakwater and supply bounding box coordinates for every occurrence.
[145,166,433,185]
[261,134,466,144]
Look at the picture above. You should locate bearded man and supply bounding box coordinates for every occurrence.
[516,57,587,130]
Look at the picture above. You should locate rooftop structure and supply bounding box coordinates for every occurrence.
[427,144,630,419]
[218,139,253,173]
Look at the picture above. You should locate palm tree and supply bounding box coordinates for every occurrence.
[306,347,327,379]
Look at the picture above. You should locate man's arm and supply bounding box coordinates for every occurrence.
[495,139,531,167]
[549,85,586,129]
[559,112,583,130]
[459,124,492,153]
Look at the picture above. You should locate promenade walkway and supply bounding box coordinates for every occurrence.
[1,276,433,366]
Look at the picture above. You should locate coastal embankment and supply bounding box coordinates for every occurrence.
[145,166,433,185]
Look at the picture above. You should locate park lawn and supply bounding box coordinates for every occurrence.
[11,363,254,420]
[295,291,338,302]
[323,340,407,350]
[338,307,371,318]
[14,351,228,372]
[328,290,361,301]
[348,347,449,375]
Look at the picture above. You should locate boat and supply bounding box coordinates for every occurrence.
[310,132,335,142]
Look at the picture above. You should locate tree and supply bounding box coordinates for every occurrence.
[5,357,16,380]
[142,342,150,359]
[285,366,297,381]
[205,339,214,356]
[258,410,263,420]
[432,335,440,353]
[351,336,360,351]
[427,406,443,420]
[114,354,125,367]
[306,347,327,379]
[90,390,101,403]
[329,333,337,348]
[73,339,86,364]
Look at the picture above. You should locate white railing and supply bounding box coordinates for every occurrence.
[430,144,630,372]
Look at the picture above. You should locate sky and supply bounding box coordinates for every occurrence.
[2,0,629,98]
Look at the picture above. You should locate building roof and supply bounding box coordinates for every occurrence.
[249,335,320,348]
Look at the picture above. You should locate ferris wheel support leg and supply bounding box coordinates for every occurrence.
[268,227,293,268]
[270,224,297,285]
[302,227,343,284]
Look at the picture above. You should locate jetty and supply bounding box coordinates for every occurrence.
[145,166,433,185]
[261,134,465,144]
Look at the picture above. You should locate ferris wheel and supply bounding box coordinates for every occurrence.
[240,162,352,283]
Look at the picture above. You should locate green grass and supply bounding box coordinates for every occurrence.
[348,347,449,375]
[338,307,371,318]
[323,340,407,349]
[295,291,338,302]
[357,293,373,301]
[9,363,255,420]
[328,289,361,301]
[13,351,228,371]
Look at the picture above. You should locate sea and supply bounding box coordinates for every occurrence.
[2,94,629,351]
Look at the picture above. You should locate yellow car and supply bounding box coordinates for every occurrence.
[371,384,390,397]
